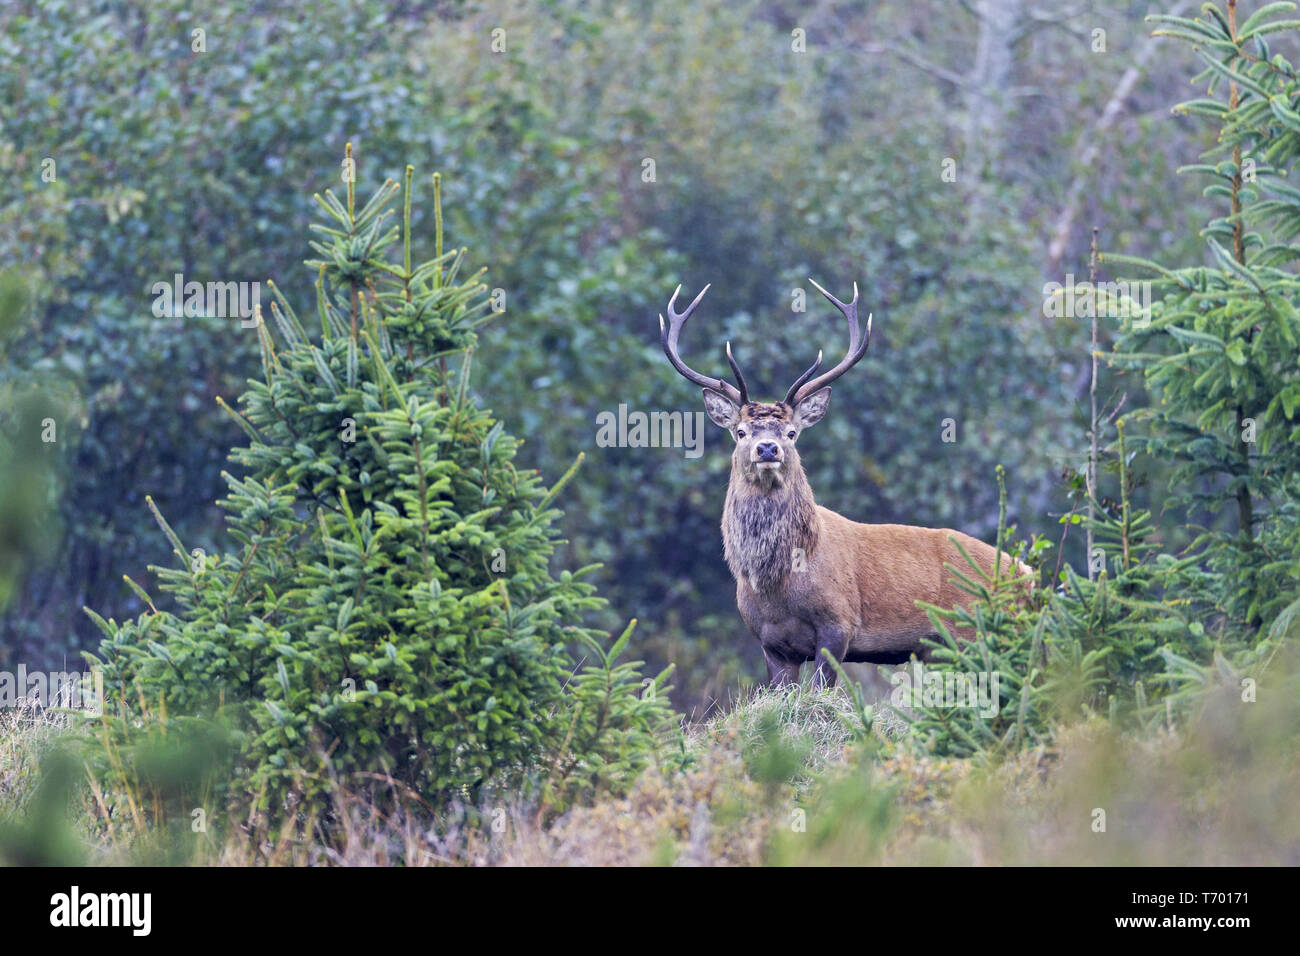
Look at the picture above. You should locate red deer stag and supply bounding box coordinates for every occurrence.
[660,280,1031,686]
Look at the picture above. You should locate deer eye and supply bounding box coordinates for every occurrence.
[787,430,796,439]
[736,429,746,438]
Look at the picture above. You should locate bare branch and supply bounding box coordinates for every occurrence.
[859,41,969,89]
[1010,2,1094,44]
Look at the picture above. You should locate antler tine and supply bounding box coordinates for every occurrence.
[725,342,750,405]
[783,350,823,406]
[787,278,872,406]
[659,284,746,405]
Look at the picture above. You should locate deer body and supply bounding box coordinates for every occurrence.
[660,279,1028,686]
[722,441,1007,682]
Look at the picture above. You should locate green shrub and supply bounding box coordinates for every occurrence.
[1111,2,1300,633]
[82,166,674,822]
[904,452,1279,759]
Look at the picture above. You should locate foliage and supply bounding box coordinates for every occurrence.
[894,3,1300,758]
[1111,1,1300,632]
[0,0,1198,710]
[0,0,460,665]
[80,170,674,822]
[903,449,1276,758]
[0,269,67,611]
[772,641,1300,866]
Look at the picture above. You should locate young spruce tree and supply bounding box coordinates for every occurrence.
[1111,1,1300,635]
[84,156,673,821]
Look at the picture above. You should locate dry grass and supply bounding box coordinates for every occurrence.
[0,696,76,819]
[770,672,1300,865]
[2,669,1297,865]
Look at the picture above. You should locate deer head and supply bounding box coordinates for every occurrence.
[659,279,872,489]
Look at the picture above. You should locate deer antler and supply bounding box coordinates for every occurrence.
[784,279,871,406]
[660,284,748,405]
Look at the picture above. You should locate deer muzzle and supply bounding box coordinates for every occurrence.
[754,441,782,468]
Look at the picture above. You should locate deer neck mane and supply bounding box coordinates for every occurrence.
[721,463,820,590]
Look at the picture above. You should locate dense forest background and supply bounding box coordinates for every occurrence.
[0,0,1239,713]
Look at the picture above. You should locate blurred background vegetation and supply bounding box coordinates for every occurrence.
[0,0,1225,714]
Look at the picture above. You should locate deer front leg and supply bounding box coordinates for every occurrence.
[812,625,850,688]
[763,647,802,686]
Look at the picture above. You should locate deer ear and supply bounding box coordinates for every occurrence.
[702,387,739,429]
[794,387,831,428]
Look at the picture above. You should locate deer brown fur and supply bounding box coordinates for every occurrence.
[661,280,1031,686]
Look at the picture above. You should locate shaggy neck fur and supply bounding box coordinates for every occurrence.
[721,455,820,590]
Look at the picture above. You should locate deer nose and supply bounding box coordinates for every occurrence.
[755,441,781,461]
